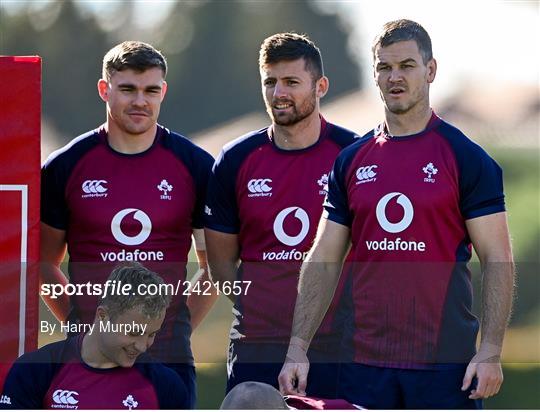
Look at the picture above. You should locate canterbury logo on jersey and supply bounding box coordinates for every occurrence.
[247,179,272,197]
[51,389,79,408]
[355,165,377,184]
[0,395,11,405]
[81,179,108,198]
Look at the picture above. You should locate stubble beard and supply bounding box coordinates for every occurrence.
[268,91,317,127]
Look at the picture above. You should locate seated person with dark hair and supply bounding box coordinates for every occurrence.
[0,263,188,410]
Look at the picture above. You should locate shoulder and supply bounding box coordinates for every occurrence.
[159,125,214,165]
[42,128,102,170]
[335,129,374,165]
[135,361,188,408]
[216,127,269,164]
[326,122,360,148]
[434,118,494,161]
[14,337,75,365]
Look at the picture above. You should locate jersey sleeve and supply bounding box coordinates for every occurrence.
[204,149,240,233]
[0,357,54,409]
[323,151,353,227]
[147,364,189,409]
[41,158,69,230]
[438,123,506,220]
[459,147,505,220]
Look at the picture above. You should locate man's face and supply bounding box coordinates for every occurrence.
[373,40,436,115]
[98,67,167,136]
[98,306,165,368]
[260,59,325,126]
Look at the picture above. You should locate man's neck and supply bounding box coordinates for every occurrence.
[81,327,116,369]
[106,122,157,154]
[272,112,321,150]
[385,104,432,137]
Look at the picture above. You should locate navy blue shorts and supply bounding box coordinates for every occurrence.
[165,363,197,409]
[339,363,482,409]
[226,342,341,399]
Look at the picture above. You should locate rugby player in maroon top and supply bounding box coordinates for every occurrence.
[1,264,189,410]
[279,20,515,409]
[40,41,214,408]
[205,33,357,396]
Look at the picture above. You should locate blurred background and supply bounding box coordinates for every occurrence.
[1,0,538,408]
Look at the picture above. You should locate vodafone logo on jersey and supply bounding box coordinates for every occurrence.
[273,207,310,246]
[100,209,165,262]
[111,208,152,245]
[81,179,108,198]
[247,178,272,197]
[376,192,414,233]
[51,389,79,409]
[264,207,310,261]
[366,192,426,252]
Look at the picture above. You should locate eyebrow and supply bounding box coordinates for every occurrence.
[117,83,162,91]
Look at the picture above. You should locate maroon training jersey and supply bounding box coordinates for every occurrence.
[324,113,505,367]
[41,125,213,364]
[0,336,187,409]
[205,118,357,348]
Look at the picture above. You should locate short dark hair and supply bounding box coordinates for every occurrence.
[102,41,167,81]
[259,32,324,80]
[372,19,433,64]
[99,262,171,320]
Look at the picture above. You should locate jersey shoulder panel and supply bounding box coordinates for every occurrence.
[434,119,505,219]
[204,128,268,234]
[323,132,373,227]
[326,122,360,149]
[0,337,77,409]
[160,125,214,170]
[41,128,102,230]
[134,360,189,409]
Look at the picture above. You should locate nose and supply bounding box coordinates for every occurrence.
[132,91,147,107]
[388,68,403,83]
[273,82,288,99]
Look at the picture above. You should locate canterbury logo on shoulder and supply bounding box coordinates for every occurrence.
[355,165,377,184]
[81,180,108,198]
[247,178,272,197]
[51,389,79,408]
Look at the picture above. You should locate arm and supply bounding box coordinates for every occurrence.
[186,229,219,330]
[204,228,240,303]
[278,218,351,395]
[40,222,70,322]
[461,212,515,399]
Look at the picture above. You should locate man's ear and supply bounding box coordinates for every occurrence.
[427,58,437,84]
[97,79,109,102]
[96,306,109,322]
[316,76,329,99]
[161,80,168,101]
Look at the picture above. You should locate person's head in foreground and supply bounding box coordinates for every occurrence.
[82,262,171,368]
[371,19,436,117]
[221,381,289,410]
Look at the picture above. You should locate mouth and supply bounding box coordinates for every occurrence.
[388,87,406,96]
[127,111,150,117]
[273,101,294,110]
[123,348,140,359]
